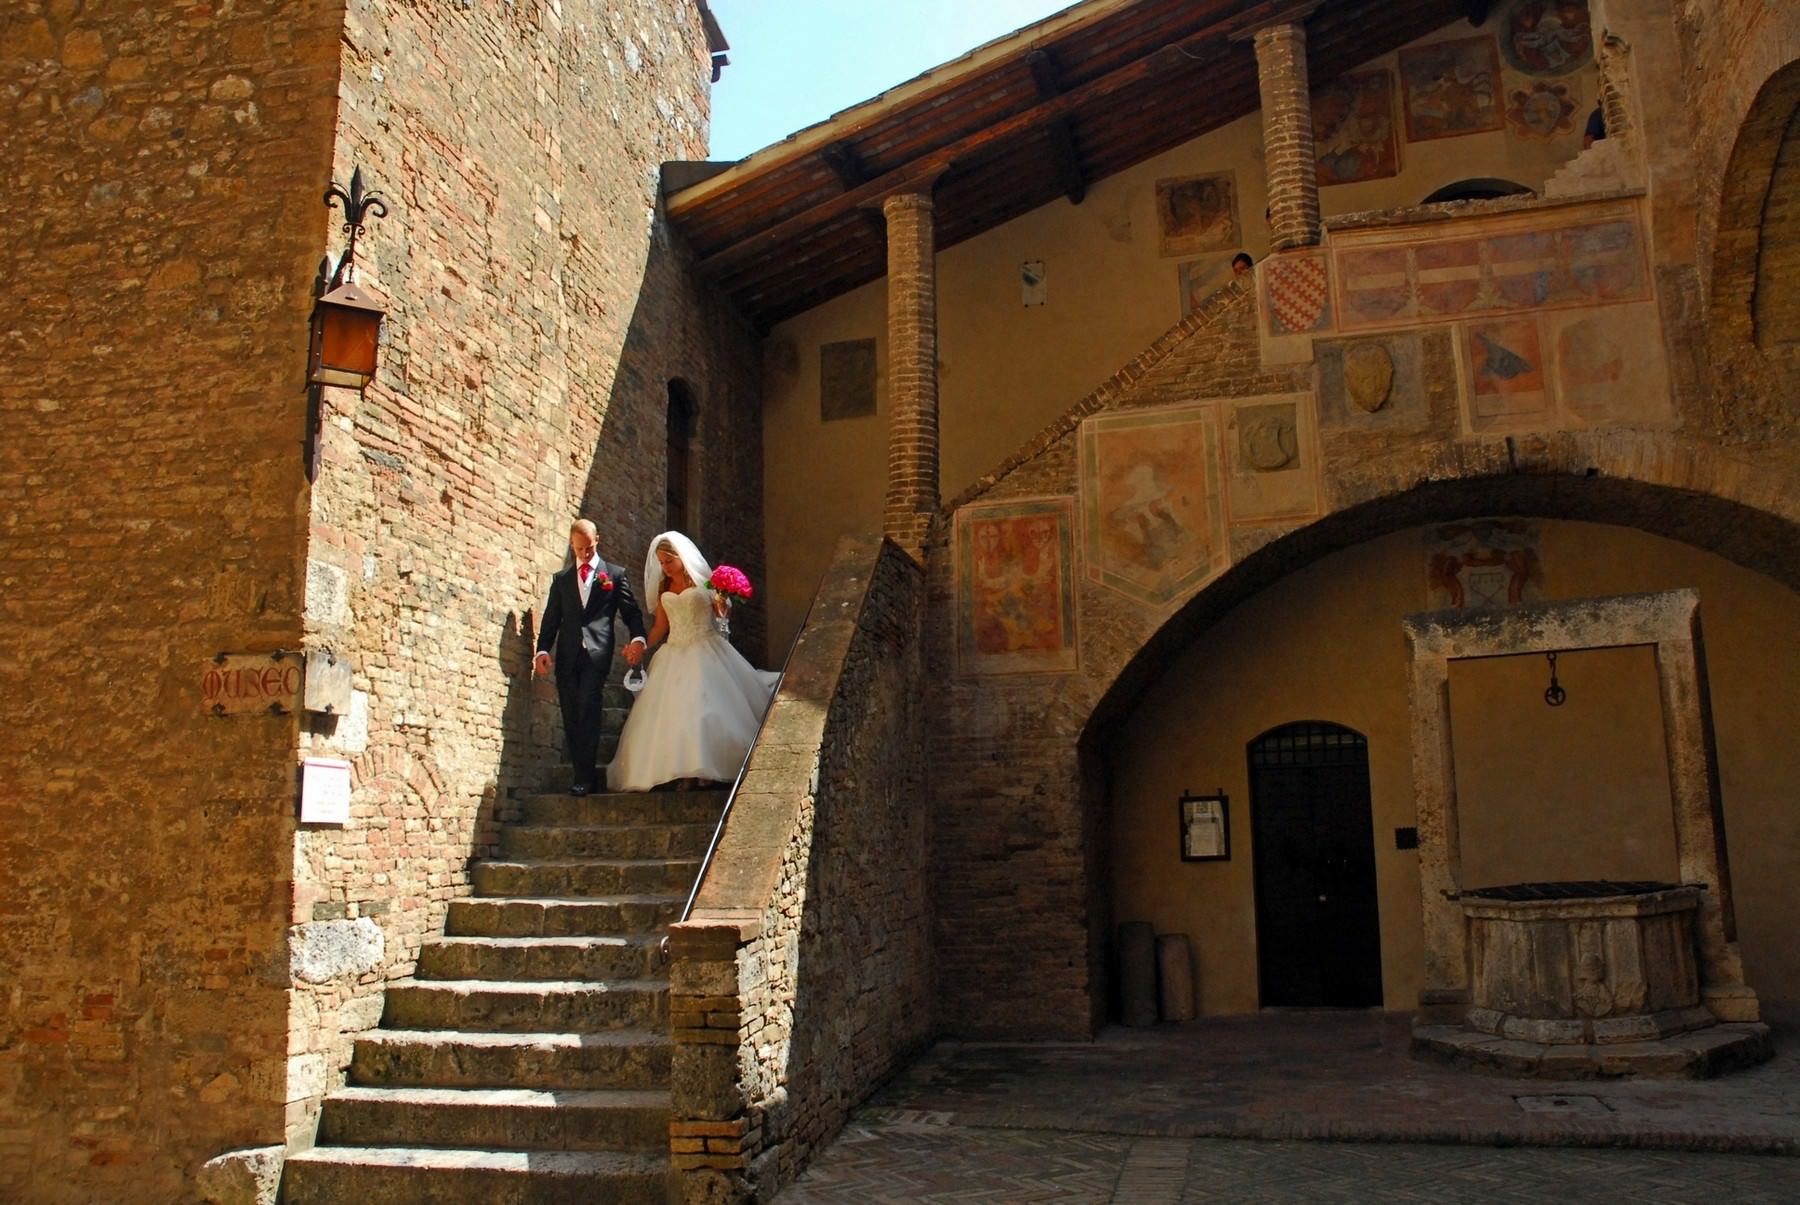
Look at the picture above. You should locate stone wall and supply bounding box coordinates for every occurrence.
[291,0,762,1143]
[0,2,342,1200]
[1675,0,1800,446]
[669,534,931,1203]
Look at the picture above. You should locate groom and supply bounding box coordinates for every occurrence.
[533,519,647,795]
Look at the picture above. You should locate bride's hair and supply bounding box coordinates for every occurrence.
[645,531,712,602]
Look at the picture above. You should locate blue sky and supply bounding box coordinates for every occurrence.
[705,0,1081,160]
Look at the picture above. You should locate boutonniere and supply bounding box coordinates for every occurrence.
[598,573,614,592]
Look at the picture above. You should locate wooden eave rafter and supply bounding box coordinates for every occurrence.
[670,0,1469,329]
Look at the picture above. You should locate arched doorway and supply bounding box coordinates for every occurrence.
[1248,722,1383,1008]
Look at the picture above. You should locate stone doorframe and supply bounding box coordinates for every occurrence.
[1401,589,1760,1026]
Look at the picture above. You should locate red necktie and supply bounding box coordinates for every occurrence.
[579,563,592,583]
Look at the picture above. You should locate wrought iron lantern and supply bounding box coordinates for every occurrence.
[307,168,389,390]
[308,277,385,389]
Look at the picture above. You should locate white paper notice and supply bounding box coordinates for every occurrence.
[300,757,353,825]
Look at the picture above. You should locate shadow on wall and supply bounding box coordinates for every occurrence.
[574,213,767,670]
[491,609,554,835]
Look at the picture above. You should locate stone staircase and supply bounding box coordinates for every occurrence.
[284,786,726,1204]
[1541,136,1642,199]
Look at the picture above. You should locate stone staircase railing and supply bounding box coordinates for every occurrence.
[665,533,932,1204]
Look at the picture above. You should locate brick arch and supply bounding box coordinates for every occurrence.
[1709,58,1800,352]
[1079,443,1800,750]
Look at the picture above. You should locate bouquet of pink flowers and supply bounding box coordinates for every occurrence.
[709,564,753,602]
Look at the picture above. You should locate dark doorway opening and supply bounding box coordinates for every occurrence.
[667,379,696,534]
[1249,721,1384,1008]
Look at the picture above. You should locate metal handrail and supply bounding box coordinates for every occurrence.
[660,573,826,958]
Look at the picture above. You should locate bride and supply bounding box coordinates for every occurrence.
[606,532,779,792]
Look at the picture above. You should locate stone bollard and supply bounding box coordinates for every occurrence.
[1118,922,1158,1027]
[1157,933,1195,1022]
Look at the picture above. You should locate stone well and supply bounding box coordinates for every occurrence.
[1414,878,1774,1077]
[1461,881,1711,1044]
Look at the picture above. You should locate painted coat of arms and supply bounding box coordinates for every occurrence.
[954,498,1079,675]
[1079,405,1227,607]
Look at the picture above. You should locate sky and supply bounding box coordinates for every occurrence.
[705,0,1082,161]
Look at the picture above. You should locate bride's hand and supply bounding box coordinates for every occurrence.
[712,594,730,618]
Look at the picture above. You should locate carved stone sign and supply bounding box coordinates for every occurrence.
[202,652,302,715]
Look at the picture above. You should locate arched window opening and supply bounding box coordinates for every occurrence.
[1420,178,1534,205]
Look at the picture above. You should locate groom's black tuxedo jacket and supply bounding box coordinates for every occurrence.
[536,559,648,678]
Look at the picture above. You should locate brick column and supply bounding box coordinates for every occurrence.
[1254,22,1322,250]
[882,190,939,556]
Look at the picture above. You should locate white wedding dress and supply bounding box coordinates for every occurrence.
[606,586,779,791]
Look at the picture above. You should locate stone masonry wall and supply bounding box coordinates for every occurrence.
[291,0,762,1144]
[1671,0,1800,446]
[0,2,342,1201]
[669,534,931,1203]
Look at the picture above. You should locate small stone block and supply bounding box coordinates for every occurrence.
[671,1138,706,1154]
[1464,1007,1504,1035]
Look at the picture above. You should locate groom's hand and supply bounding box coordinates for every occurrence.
[532,651,552,677]
[622,642,644,668]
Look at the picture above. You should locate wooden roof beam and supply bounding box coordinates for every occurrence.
[1025,49,1087,206]
[820,141,891,245]
[696,28,1228,279]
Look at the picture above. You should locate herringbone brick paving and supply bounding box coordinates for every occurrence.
[780,1127,1797,1202]
[778,1009,1799,1202]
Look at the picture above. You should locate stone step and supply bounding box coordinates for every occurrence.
[500,822,714,861]
[522,789,726,827]
[472,858,700,898]
[351,1029,670,1091]
[316,1086,669,1153]
[418,935,663,981]
[382,979,668,1033]
[283,1145,668,1205]
[446,895,683,938]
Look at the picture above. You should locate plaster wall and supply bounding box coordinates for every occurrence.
[763,20,1599,646]
[1105,520,1800,1016]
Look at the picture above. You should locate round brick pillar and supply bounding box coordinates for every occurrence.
[1254,22,1322,250]
[881,190,939,556]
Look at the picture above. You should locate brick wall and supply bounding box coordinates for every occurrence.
[0,2,342,1200]
[669,534,932,1203]
[291,0,762,1140]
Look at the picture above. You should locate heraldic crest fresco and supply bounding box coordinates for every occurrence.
[954,498,1079,676]
[1079,404,1228,607]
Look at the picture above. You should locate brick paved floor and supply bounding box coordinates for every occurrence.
[776,1010,1799,1203]
[781,1127,1798,1202]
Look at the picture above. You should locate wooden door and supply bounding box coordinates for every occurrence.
[1249,722,1384,1008]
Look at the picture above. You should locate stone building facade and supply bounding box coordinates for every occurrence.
[2,1,757,1201]
[5,0,1800,1202]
